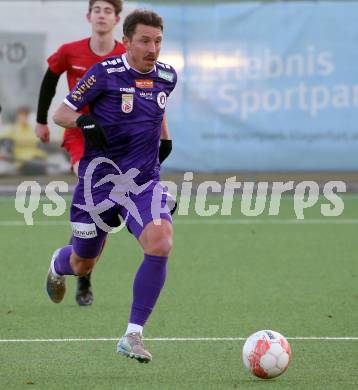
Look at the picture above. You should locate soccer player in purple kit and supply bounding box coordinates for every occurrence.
[46,9,177,363]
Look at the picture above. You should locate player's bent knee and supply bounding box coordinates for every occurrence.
[70,253,96,276]
[139,220,173,256]
[145,236,173,257]
[72,260,96,276]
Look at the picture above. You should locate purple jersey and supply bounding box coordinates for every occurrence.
[64,54,177,183]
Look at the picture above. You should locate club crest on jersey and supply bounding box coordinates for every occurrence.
[121,94,134,113]
[157,92,167,109]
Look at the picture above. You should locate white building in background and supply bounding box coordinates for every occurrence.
[0,1,137,141]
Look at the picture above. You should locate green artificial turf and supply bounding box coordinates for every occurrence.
[0,195,357,389]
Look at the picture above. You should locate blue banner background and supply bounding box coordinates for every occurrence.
[141,2,358,171]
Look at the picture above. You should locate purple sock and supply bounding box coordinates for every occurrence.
[53,245,75,276]
[129,254,168,326]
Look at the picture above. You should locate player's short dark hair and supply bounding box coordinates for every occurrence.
[88,0,123,16]
[123,9,163,40]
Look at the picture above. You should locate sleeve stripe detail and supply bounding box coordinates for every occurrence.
[64,98,78,111]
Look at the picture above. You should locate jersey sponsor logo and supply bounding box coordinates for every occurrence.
[71,75,96,102]
[107,66,125,74]
[135,79,153,89]
[109,58,121,65]
[121,94,134,113]
[119,87,135,93]
[71,222,97,239]
[158,69,174,82]
[157,91,167,109]
[140,91,153,100]
[101,58,122,66]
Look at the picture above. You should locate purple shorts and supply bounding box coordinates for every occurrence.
[70,179,175,259]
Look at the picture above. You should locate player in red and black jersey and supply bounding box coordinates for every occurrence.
[36,0,125,173]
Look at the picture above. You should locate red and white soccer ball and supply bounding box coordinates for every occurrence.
[242,330,292,379]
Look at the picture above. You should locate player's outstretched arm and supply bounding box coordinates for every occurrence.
[35,68,61,143]
[159,113,172,163]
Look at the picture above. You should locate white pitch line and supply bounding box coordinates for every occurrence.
[0,337,357,343]
[0,219,358,226]
[175,219,358,225]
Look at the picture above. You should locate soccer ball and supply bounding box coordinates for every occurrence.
[242,330,291,379]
